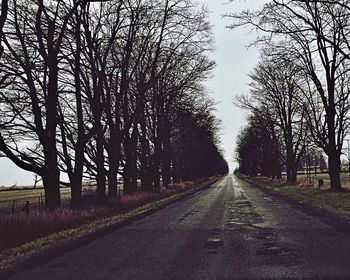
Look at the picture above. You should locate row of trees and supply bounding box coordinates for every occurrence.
[0,0,228,209]
[231,0,350,191]
[235,107,282,179]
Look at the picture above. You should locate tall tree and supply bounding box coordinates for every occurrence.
[228,1,350,190]
[242,54,307,183]
[0,0,8,58]
[0,1,84,209]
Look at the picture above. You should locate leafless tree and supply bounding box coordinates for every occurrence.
[241,53,307,183]
[228,1,350,190]
[0,0,85,209]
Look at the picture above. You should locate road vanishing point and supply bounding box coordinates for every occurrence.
[4,175,350,280]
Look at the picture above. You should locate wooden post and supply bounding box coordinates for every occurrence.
[11,200,15,215]
[22,201,30,217]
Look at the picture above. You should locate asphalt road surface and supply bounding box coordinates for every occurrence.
[4,175,350,280]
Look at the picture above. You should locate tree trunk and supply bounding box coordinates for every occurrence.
[290,163,297,184]
[69,143,84,208]
[287,155,298,184]
[96,127,106,204]
[285,135,297,184]
[106,135,121,198]
[161,130,171,187]
[261,146,271,177]
[286,162,291,183]
[139,110,152,191]
[140,143,153,191]
[172,161,178,184]
[153,135,162,192]
[71,176,82,209]
[326,101,342,191]
[107,163,118,198]
[328,151,342,191]
[70,9,84,209]
[123,166,132,195]
[44,55,60,209]
[42,169,60,210]
[123,132,138,194]
[276,162,282,180]
[130,128,138,192]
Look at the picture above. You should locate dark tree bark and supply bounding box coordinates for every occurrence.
[0,0,8,58]
[161,128,172,187]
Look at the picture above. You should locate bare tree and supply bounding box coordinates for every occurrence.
[0,0,224,210]
[242,53,307,183]
[0,0,8,58]
[228,1,350,190]
[235,107,282,179]
[0,0,85,209]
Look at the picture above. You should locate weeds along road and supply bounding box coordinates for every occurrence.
[5,175,350,280]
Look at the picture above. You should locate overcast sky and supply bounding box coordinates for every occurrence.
[0,0,264,187]
[200,0,265,172]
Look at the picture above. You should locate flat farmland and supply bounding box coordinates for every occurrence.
[0,183,124,214]
[295,172,350,189]
[0,188,71,213]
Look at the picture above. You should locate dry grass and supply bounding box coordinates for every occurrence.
[0,188,70,213]
[0,177,216,253]
[245,175,350,220]
[279,172,350,190]
[0,182,103,213]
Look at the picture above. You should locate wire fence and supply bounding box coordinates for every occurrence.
[0,183,125,217]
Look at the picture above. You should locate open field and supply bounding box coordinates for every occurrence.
[280,171,350,190]
[0,183,124,214]
[0,188,70,213]
[304,172,350,189]
[0,176,219,258]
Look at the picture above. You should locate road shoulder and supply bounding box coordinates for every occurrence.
[237,174,350,233]
[0,176,223,278]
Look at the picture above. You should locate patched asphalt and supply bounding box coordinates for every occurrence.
[3,175,350,280]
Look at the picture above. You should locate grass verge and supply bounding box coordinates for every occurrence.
[239,175,350,221]
[0,176,221,269]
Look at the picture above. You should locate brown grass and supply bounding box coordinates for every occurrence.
[244,175,350,221]
[277,172,350,190]
[0,177,215,253]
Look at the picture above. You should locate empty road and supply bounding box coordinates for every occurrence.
[4,175,350,280]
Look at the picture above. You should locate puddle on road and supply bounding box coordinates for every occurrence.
[204,237,224,255]
[205,238,224,249]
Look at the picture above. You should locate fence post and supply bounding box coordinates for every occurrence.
[41,193,43,211]
[22,201,30,217]
[11,200,15,215]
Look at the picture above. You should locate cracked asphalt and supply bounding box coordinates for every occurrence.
[4,175,350,280]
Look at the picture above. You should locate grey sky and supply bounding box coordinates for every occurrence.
[200,0,264,172]
[0,0,263,187]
